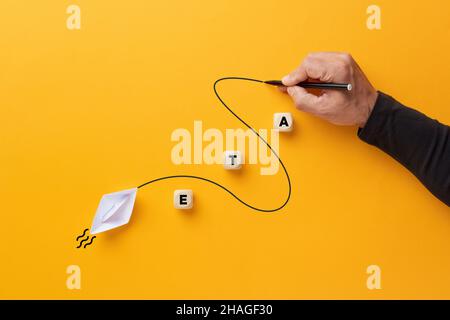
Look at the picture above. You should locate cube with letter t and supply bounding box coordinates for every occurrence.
[223,150,242,170]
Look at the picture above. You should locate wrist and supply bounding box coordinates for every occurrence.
[359,90,378,128]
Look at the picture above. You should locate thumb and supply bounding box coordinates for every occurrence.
[286,86,321,113]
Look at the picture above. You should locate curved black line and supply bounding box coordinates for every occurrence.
[76,228,89,241]
[83,236,96,248]
[137,77,291,213]
[77,236,90,248]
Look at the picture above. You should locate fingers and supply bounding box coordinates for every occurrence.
[282,52,354,87]
[278,52,371,126]
[282,64,307,86]
[277,86,288,93]
[286,86,322,113]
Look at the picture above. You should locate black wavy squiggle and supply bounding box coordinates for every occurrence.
[83,236,96,248]
[76,228,89,241]
[77,236,90,248]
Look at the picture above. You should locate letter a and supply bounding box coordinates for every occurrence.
[66,265,81,289]
[279,116,289,127]
[171,129,192,164]
[366,265,381,290]
[66,5,81,30]
[366,5,381,30]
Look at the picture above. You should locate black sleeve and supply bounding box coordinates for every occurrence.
[358,92,450,206]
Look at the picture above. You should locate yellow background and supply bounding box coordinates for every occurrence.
[0,0,449,299]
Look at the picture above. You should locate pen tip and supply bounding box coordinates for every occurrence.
[264,80,283,86]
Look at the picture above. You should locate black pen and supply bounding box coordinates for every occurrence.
[264,80,352,91]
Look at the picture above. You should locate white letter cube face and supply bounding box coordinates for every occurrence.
[174,189,193,209]
[223,150,242,170]
[273,112,293,132]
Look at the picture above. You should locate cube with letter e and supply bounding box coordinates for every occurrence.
[173,189,193,209]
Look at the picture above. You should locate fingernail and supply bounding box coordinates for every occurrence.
[282,75,290,84]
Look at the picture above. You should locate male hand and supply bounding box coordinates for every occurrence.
[281,52,378,127]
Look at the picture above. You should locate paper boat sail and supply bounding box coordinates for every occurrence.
[90,188,137,234]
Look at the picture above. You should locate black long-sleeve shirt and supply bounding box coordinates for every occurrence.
[358,92,450,207]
